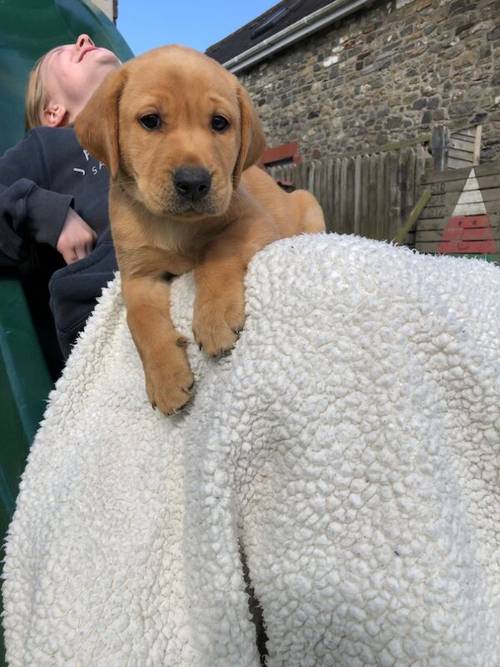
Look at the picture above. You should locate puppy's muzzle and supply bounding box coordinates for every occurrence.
[173,166,212,203]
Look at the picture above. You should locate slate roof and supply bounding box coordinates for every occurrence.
[206,0,336,64]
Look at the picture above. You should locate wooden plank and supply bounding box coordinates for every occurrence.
[417,214,500,231]
[427,188,500,207]
[416,240,498,254]
[388,151,400,239]
[473,125,482,165]
[295,166,303,187]
[406,148,419,247]
[421,201,500,219]
[374,132,431,153]
[415,144,429,192]
[416,228,500,242]
[317,159,324,228]
[339,158,348,235]
[431,126,449,172]
[317,159,325,229]
[448,157,474,170]
[302,162,311,191]
[400,148,413,222]
[323,158,334,232]
[420,206,448,220]
[394,190,431,244]
[360,153,370,239]
[366,155,379,240]
[286,165,296,183]
[417,218,450,231]
[444,197,499,215]
[452,128,476,140]
[451,133,475,143]
[414,242,441,252]
[284,165,294,185]
[397,148,409,240]
[274,165,286,183]
[307,160,315,196]
[376,153,387,239]
[428,174,500,195]
[268,163,295,183]
[423,161,500,183]
[449,137,475,152]
[406,145,429,248]
[315,160,323,206]
[266,165,281,182]
[448,147,474,162]
[319,159,330,229]
[333,158,342,235]
[346,157,356,236]
[354,155,362,236]
[309,160,317,204]
[289,163,301,191]
[328,159,336,233]
[429,175,500,195]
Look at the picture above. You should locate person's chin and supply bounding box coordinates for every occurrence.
[88,48,120,66]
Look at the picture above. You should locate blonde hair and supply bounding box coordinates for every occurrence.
[24,54,48,131]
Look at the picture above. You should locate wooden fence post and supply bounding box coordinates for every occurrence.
[431,126,450,172]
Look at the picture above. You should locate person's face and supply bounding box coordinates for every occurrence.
[41,34,121,126]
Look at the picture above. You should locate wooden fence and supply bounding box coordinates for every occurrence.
[268,145,431,243]
[431,125,482,171]
[415,161,500,256]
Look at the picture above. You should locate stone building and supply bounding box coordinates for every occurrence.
[206,0,500,164]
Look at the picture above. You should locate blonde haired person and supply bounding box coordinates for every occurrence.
[0,35,121,358]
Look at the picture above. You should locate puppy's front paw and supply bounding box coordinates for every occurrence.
[193,294,245,357]
[144,339,194,415]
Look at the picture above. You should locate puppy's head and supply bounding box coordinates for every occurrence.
[74,45,266,220]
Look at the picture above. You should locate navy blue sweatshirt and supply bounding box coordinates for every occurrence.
[0,126,117,357]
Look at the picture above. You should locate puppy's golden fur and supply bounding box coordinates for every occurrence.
[75,45,325,414]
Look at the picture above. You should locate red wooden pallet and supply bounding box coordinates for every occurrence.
[438,214,496,253]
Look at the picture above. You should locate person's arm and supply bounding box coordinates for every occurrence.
[55,208,96,264]
[0,131,95,266]
[0,179,72,265]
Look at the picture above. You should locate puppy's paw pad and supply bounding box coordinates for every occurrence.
[193,296,245,357]
[144,358,194,416]
[194,323,239,357]
[224,304,245,335]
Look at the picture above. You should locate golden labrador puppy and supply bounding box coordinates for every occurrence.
[75,45,325,415]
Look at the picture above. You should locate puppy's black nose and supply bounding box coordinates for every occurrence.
[173,167,211,202]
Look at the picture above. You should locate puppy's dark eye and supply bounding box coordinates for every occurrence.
[211,115,230,132]
[139,114,161,130]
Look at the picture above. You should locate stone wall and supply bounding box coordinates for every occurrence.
[238,0,500,162]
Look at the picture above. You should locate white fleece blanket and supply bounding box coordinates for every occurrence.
[3,233,500,667]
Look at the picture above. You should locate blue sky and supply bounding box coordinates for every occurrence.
[116,0,279,56]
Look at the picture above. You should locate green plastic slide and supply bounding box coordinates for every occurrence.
[0,2,133,662]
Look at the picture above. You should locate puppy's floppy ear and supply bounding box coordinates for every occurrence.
[74,67,128,179]
[233,84,266,188]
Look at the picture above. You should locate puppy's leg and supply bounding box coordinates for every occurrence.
[193,220,274,357]
[122,275,194,415]
[193,257,246,357]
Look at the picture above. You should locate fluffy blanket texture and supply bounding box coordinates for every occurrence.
[3,233,500,667]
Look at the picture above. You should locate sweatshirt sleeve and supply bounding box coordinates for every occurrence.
[0,131,73,265]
